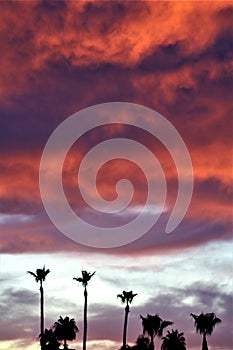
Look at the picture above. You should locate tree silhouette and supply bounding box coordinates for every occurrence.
[39,328,60,350]
[140,314,173,350]
[130,335,150,349]
[53,316,78,349]
[117,290,137,350]
[73,270,95,350]
[27,266,50,347]
[161,329,186,350]
[190,312,221,350]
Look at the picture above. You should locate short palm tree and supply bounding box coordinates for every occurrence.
[190,312,221,350]
[73,270,95,350]
[39,328,60,350]
[131,335,150,349]
[161,329,186,350]
[27,266,50,346]
[117,290,137,349]
[53,316,79,349]
[140,314,173,350]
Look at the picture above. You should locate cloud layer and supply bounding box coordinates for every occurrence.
[0,1,232,349]
[1,281,231,349]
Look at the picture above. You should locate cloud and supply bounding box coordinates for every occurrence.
[0,1,231,102]
[1,100,231,254]
[0,287,38,341]
[0,2,232,350]
[1,264,231,348]
[63,282,233,346]
[133,283,232,349]
[0,286,78,342]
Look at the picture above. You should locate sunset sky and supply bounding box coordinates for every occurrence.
[0,1,232,350]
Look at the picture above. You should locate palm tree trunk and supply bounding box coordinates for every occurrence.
[123,305,129,349]
[64,338,67,349]
[202,334,208,350]
[40,283,44,336]
[83,287,88,350]
[149,335,154,350]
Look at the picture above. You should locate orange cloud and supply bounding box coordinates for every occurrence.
[1,1,232,254]
[0,1,232,101]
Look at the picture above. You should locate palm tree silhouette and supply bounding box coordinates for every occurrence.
[117,290,137,350]
[140,314,173,350]
[73,270,95,350]
[131,335,150,349]
[161,329,186,350]
[39,328,60,350]
[53,316,78,349]
[27,266,50,345]
[190,312,221,350]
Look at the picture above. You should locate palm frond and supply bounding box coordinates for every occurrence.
[27,271,37,279]
[82,270,96,282]
[191,312,222,336]
[190,313,198,321]
[117,293,125,303]
[158,320,173,337]
[117,290,137,305]
[27,266,50,283]
[213,317,222,326]
[74,270,95,287]
[73,277,84,283]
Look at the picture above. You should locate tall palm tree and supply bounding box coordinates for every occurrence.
[190,312,221,350]
[53,316,79,349]
[117,290,137,350]
[140,314,173,350]
[27,266,50,346]
[73,270,95,350]
[161,329,186,350]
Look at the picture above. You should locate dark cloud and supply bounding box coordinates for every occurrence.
[139,41,187,72]
[139,18,233,73]
[1,210,231,255]
[0,287,38,341]
[0,277,231,348]
[206,29,233,62]
[133,283,232,349]
[0,286,79,341]
[79,282,232,347]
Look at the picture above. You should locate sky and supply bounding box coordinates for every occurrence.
[0,1,232,350]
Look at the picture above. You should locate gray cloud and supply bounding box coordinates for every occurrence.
[0,280,231,349]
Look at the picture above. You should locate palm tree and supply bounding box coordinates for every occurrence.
[131,335,150,349]
[39,328,60,350]
[190,312,222,350]
[117,290,137,350]
[73,270,95,350]
[53,316,79,349]
[161,329,186,350]
[140,314,173,350]
[27,266,50,346]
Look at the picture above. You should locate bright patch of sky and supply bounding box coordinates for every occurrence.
[0,213,34,225]
[1,240,231,308]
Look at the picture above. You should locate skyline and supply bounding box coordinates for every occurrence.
[0,1,232,350]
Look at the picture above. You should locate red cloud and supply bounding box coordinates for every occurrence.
[0,1,232,254]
